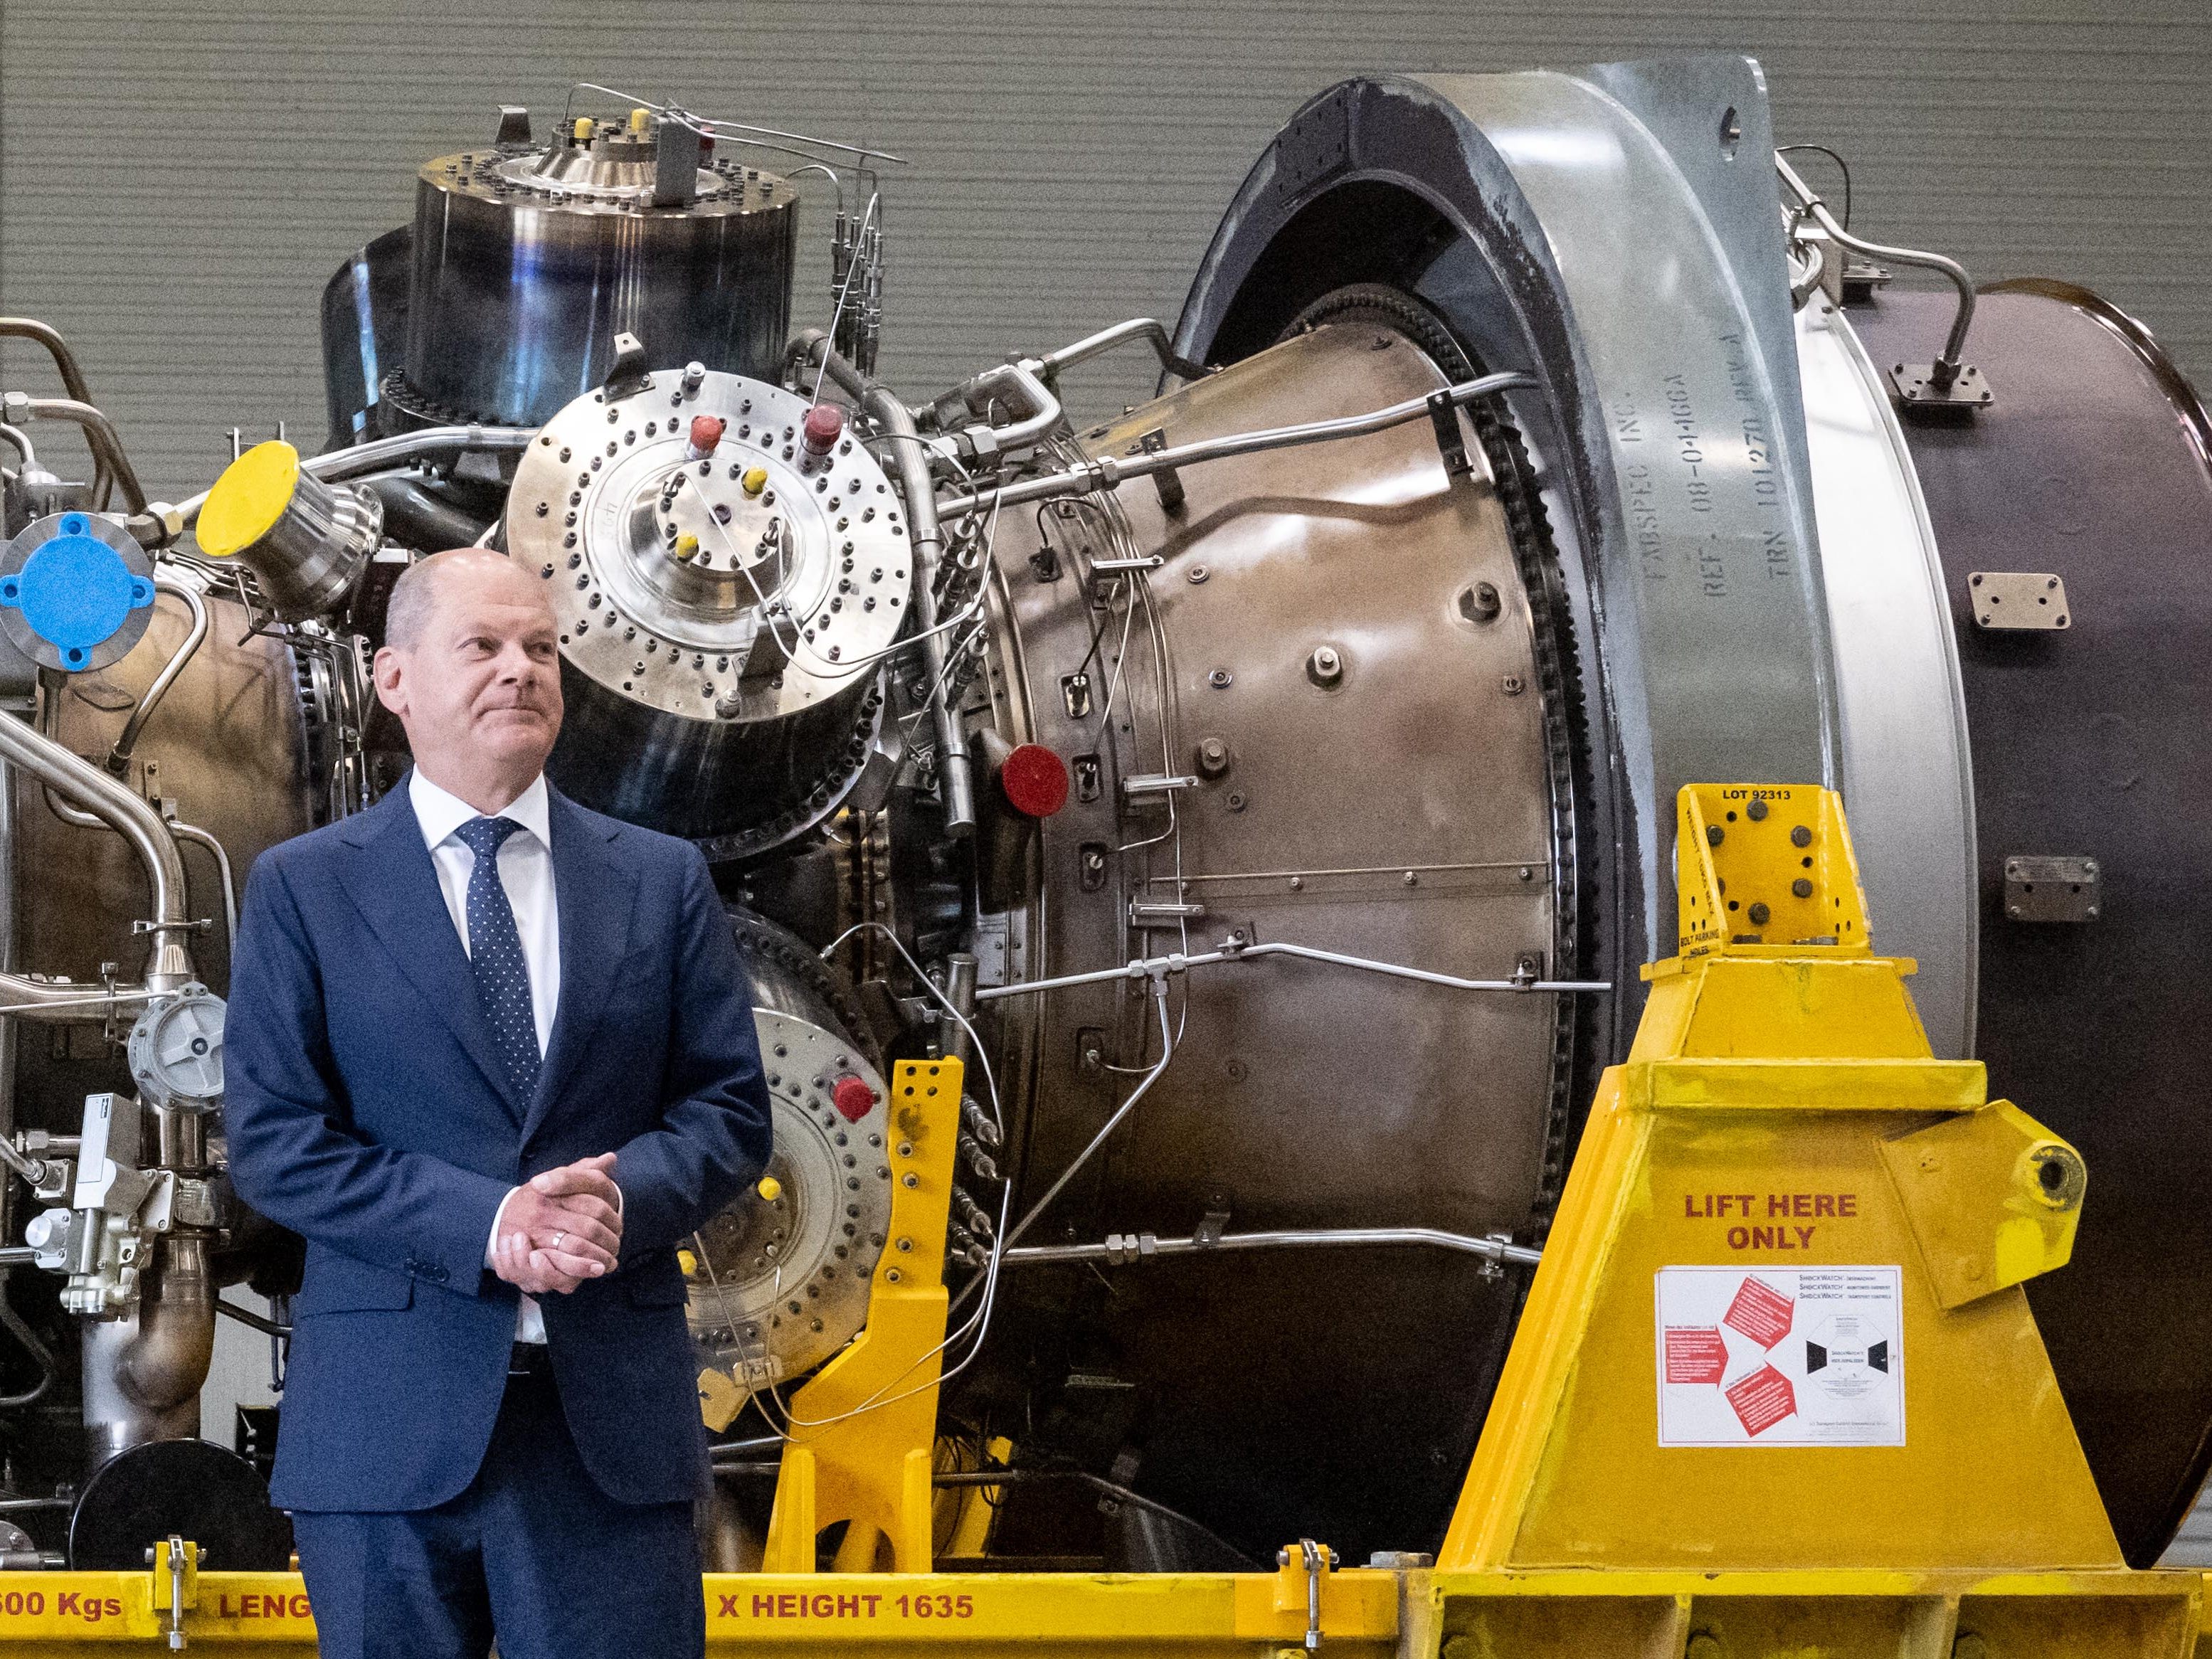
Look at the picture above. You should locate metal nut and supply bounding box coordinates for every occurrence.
[1306,645,1343,687]
[1195,736,1232,778]
[1459,581,1503,624]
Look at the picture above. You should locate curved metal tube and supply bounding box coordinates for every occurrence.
[169,423,537,529]
[1777,152,1976,384]
[105,578,208,775]
[790,330,977,833]
[115,1234,214,1412]
[1037,317,1182,377]
[14,398,145,513]
[0,980,155,1022]
[0,704,194,987]
[1003,1224,1543,1271]
[0,318,105,502]
[933,369,1538,519]
[0,423,34,468]
[169,822,236,960]
[940,361,1064,457]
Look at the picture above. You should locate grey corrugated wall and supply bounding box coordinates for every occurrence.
[0,0,2205,500]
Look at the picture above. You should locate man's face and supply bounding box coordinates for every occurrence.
[374,553,563,783]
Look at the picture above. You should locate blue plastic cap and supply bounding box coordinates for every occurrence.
[0,517,154,668]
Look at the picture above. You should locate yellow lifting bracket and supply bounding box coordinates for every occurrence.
[763,1058,964,1574]
[1432,783,2199,1650]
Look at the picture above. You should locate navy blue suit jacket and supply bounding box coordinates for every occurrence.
[223,775,771,1513]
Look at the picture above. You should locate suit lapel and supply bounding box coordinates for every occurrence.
[332,782,526,1124]
[523,786,640,1144]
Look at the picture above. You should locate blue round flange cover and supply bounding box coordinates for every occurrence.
[0,514,153,667]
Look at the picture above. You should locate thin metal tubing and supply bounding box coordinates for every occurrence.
[933,370,1538,518]
[0,983,156,1022]
[1003,1224,1542,1271]
[169,822,236,960]
[105,578,208,775]
[0,425,33,468]
[169,424,536,528]
[562,81,907,166]
[1001,975,1173,1252]
[975,939,1609,1003]
[0,704,193,987]
[1777,152,1976,382]
[15,398,144,513]
[0,319,106,502]
[1036,317,1180,377]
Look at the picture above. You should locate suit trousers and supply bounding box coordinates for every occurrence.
[292,1364,705,1659]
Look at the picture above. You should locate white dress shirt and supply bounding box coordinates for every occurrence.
[408,768,561,1342]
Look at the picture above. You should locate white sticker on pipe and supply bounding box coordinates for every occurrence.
[1654,1265,1903,1446]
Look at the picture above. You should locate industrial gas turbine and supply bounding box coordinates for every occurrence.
[0,55,2203,1588]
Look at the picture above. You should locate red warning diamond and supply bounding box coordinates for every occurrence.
[1725,1364,1796,1437]
[1723,1276,1794,1350]
[1663,1326,1728,1385]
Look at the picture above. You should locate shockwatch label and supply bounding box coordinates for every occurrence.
[1654,1266,1903,1446]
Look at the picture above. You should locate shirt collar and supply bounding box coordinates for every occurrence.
[408,768,551,854]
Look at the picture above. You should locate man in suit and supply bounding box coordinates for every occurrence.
[225,546,772,1659]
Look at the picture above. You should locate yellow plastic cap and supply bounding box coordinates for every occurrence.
[630,106,651,134]
[677,1248,698,1276]
[672,534,700,562]
[573,117,595,143]
[756,1175,783,1203]
[741,467,768,497]
[197,440,300,558]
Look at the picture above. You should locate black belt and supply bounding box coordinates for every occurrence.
[507,1342,553,1377]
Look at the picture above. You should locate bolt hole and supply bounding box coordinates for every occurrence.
[1718,106,1742,157]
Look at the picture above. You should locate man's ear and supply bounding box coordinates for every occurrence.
[371,646,408,719]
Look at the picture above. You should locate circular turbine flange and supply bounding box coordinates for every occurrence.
[683,1007,892,1384]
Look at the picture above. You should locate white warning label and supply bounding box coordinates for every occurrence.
[1653,1266,1903,1446]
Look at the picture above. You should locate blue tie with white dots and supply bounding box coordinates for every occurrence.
[454,815,541,1102]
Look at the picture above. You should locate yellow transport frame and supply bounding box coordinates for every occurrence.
[0,788,2201,1656]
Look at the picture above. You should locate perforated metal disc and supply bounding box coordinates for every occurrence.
[684,1007,891,1383]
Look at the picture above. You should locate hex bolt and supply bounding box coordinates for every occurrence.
[1307,645,1344,687]
[1792,878,1814,898]
[1195,736,1232,778]
[1748,901,1771,925]
[1792,825,1813,847]
[1707,825,1725,847]
[1459,581,1503,624]
[1747,797,1769,822]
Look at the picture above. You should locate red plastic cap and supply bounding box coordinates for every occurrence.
[688,415,726,455]
[832,1076,875,1123]
[1000,743,1070,817]
[803,403,845,455]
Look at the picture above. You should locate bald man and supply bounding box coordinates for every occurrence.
[225,549,772,1659]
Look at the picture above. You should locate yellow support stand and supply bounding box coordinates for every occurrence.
[763,1058,963,1574]
[1429,783,2196,1657]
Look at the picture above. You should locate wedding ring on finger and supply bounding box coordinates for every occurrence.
[551,1231,566,1251]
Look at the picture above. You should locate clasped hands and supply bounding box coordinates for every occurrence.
[491,1152,623,1295]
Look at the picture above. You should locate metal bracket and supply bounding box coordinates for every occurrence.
[1137,429,1185,514]
[600,332,652,401]
[1969,572,2071,632]
[1426,388,1473,477]
[2004,856,2100,923]
[1888,360,1993,415]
